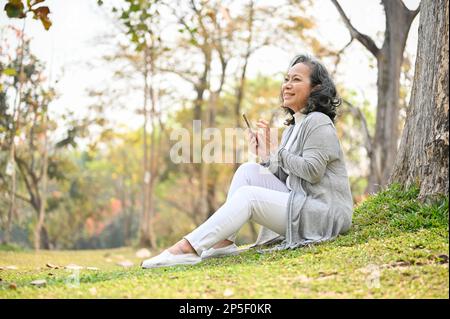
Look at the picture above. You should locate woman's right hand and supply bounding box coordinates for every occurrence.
[247,120,272,161]
[247,130,259,156]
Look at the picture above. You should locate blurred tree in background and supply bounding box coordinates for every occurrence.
[0,0,428,251]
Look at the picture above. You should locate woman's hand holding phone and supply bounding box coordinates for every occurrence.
[248,130,259,156]
[255,119,272,161]
[243,114,259,156]
[243,114,273,161]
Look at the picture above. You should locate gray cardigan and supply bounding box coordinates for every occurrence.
[251,111,354,250]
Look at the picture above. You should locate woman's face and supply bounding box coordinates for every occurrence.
[282,62,312,113]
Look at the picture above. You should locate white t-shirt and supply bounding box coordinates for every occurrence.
[281,112,306,190]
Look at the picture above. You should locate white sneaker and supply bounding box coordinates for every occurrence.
[141,250,202,269]
[201,244,240,259]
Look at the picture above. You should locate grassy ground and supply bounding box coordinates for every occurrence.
[0,184,448,298]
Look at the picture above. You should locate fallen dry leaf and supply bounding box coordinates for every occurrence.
[317,275,337,281]
[116,260,134,268]
[9,283,17,290]
[295,275,312,283]
[223,288,234,297]
[378,261,412,269]
[317,271,338,281]
[135,248,151,258]
[357,264,382,273]
[318,271,338,277]
[30,279,47,287]
[0,265,18,270]
[65,264,84,270]
[86,267,99,271]
[437,254,449,264]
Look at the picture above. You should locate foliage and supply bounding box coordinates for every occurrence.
[42,130,147,249]
[0,29,56,250]
[332,183,448,247]
[99,0,161,51]
[3,0,52,30]
[0,242,24,251]
[0,27,110,248]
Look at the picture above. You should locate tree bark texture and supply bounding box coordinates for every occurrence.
[390,0,449,199]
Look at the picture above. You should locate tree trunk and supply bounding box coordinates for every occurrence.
[14,155,50,249]
[203,89,220,219]
[234,0,255,173]
[204,53,228,219]
[39,225,50,250]
[117,173,132,247]
[4,152,16,244]
[390,0,449,200]
[124,190,136,246]
[4,21,27,245]
[147,40,158,249]
[233,54,251,172]
[331,0,419,194]
[206,173,216,218]
[34,114,49,251]
[366,0,419,193]
[139,46,151,248]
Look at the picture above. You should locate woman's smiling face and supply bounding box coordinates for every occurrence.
[282,62,312,113]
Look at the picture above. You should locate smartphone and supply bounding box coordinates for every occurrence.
[242,113,254,133]
[242,113,258,146]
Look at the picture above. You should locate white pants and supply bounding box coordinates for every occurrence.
[184,162,290,255]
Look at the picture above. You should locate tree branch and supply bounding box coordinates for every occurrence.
[14,155,39,210]
[189,0,209,44]
[342,98,373,157]
[408,3,420,24]
[156,66,198,85]
[331,0,380,57]
[0,175,31,205]
[382,0,421,28]
[331,38,353,77]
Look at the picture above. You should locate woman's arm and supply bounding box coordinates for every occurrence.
[278,123,340,184]
[259,150,280,174]
[258,125,289,173]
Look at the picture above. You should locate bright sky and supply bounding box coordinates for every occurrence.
[0,0,420,132]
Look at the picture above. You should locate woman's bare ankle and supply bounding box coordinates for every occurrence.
[167,239,198,255]
[213,239,234,249]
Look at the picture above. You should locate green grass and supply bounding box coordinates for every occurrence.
[0,183,448,298]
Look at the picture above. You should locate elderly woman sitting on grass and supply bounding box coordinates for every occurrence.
[141,54,353,269]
